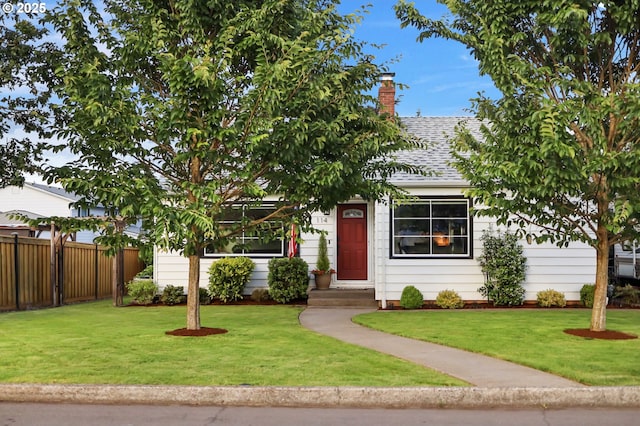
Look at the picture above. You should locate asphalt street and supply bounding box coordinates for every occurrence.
[2,403,640,426]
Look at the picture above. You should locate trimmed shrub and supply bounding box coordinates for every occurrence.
[536,289,566,308]
[161,285,185,305]
[400,285,424,309]
[208,257,255,303]
[268,257,309,304]
[135,264,153,279]
[315,233,331,272]
[436,289,464,309]
[478,231,527,306]
[251,288,271,302]
[126,279,158,305]
[613,284,640,306]
[199,287,212,305]
[580,284,595,308]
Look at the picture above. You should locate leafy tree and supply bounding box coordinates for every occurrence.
[396,0,640,331]
[0,11,60,187]
[45,0,420,329]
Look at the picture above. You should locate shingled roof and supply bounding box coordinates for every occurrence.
[391,116,484,184]
[0,210,45,226]
[26,182,80,201]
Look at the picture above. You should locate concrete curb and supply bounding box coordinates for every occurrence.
[2,384,640,409]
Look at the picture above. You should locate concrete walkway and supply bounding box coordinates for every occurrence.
[299,307,584,388]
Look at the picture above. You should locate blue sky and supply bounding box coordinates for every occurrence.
[15,1,499,185]
[339,1,500,117]
[24,1,496,118]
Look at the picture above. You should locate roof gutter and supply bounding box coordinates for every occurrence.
[389,180,471,188]
[25,183,77,203]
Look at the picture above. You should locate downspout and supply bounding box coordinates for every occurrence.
[376,201,387,309]
[634,241,638,279]
[153,243,159,285]
[380,257,387,309]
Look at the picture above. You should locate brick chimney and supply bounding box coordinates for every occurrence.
[378,72,396,117]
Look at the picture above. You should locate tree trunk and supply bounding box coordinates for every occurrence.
[112,220,125,307]
[590,224,609,332]
[113,248,124,307]
[112,254,119,307]
[187,254,201,330]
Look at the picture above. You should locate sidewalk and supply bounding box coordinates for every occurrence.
[299,307,583,388]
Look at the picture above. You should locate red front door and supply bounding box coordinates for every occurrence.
[337,204,368,280]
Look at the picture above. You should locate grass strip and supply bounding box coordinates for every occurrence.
[354,309,640,386]
[0,301,466,387]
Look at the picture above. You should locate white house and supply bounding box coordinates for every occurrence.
[0,183,90,242]
[154,76,596,305]
[0,182,141,243]
[0,183,81,217]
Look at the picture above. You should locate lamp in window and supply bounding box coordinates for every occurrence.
[434,232,450,247]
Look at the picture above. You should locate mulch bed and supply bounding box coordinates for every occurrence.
[563,328,638,340]
[165,327,228,337]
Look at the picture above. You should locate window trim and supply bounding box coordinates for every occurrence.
[389,196,473,259]
[202,203,287,258]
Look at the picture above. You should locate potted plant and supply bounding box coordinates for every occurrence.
[311,233,334,290]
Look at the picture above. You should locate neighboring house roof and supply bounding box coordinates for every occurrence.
[392,116,484,184]
[25,182,80,202]
[0,210,45,226]
[5,184,142,238]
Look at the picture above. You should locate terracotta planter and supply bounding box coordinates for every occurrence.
[313,272,332,290]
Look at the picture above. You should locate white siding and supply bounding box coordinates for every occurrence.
[0,185,73,217]
[154,248,277,293]
[521,240,595,301]
[300,210,335,277]
[0,186,107,243]
[305,202,375,289]
[153,209,338,294]
[154,187,597,301]
[376,187,596,303]
[377,192,485,302]
[154,248,189,288]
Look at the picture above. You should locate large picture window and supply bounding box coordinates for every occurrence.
[203,204,285,257]
[391,198,471,258]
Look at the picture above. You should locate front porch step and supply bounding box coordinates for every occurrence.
[307,288,378,308]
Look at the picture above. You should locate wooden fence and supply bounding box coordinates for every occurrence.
[0,235,143,311]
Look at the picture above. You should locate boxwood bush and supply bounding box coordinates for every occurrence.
[161,285,185,305]
[199,287,212,305]
[251,288,271,302]
[436,289,464,309]
[536,289,566,308]
[208,257,255,303]
[580,284,595,308]
[613,284,640,306]
[400,285,424,309]
[126,279,158,305]
[135,264,153,279]
[268,257,309,303]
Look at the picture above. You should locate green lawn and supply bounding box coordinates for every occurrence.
[353,309,640,386]
[0,301,465,387]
